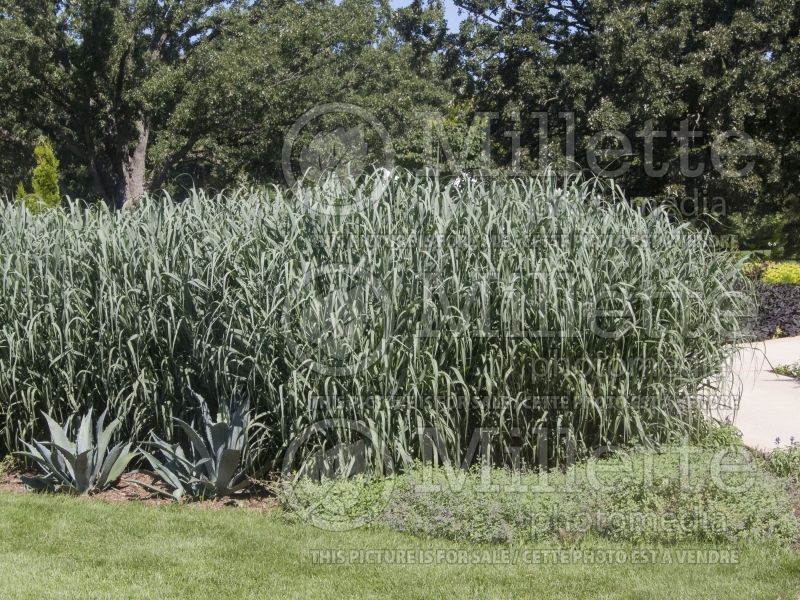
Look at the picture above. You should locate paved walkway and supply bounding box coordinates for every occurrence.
[730,335,800,451]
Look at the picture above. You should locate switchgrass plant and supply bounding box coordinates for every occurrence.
[0,171,751,472]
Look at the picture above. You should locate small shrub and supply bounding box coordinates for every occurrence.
[16,139,61,213]
[766,442,800,482]
[702,424,744,448]
[0,454,18,477]
[763,262,800,285]
[17,409,137,494]
[742,260,768,281]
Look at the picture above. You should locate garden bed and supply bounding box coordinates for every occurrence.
[283,444,800,547]
[750,282,800,340]
[0,470,278,511]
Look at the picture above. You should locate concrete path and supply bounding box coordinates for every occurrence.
[730,335,800,451]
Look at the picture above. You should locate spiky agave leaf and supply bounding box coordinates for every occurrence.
[17,409,137,494]
[96,442,138,488]
[141,392,251,500]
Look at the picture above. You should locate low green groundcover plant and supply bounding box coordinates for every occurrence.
[742,260,800,285]
[773,361,800,380]
[701,424,744,448]
[762,262,800,285]
[281,434,798,546]
[0,172,751,471]
[766,442,800,482]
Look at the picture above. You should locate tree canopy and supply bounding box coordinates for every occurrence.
[0,0,798,251]
[0,0,451,207]
[452,0,800,251]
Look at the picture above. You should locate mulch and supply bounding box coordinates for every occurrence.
[0,470,279,511]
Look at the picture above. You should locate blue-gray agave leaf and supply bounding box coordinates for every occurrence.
[141,392,251,500]
[17,409,138,494]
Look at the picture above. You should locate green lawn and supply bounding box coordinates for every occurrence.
[0,493,799,599]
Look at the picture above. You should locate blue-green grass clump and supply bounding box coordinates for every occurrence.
[0,171,751,471]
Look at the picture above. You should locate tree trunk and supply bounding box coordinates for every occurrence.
[115,119,150,210]
[89,157,115,206]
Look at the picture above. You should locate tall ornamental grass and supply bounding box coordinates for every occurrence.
[0,172,751,471]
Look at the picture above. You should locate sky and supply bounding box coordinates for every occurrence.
[389,0,467,33]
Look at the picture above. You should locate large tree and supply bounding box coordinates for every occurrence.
[1,1,256,207]
[0,0,451,207]
[452,0,800,251]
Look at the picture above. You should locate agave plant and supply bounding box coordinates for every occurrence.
[17,409,138,494]
[141,391,251,501]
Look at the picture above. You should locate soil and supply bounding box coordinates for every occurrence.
[0,470,279,512]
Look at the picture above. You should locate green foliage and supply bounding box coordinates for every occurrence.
[454,0,800,254]
[773,361,800,380]
[286,447,798,546]
[17,409,137,495]
[0,174,751,471]
[283,475,391,531]
[141,392,250,501]
[702,425,744,449]
[16,139,60,213]
[765,442,800,482]
[742,259,769,281]
[0,1,450,206]
[0,0,797,250]
[0,453,17,477]
[762,262,800,285]
[729,213,790,258]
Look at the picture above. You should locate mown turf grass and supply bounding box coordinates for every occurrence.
[0,492,798,599]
